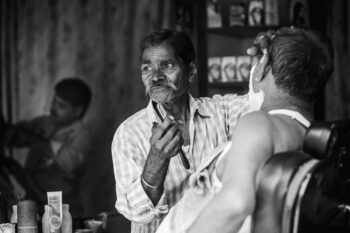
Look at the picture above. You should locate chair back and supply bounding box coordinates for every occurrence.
[254,120,350,233]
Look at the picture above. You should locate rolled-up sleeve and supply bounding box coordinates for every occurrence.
[111,126,169,224]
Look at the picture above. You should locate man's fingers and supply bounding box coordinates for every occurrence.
[247,46,258,56]
[160,124,180,143]
[151,122,164,140]
[163,131,184,157]
[254,32,267,45]
[266,30,277,40]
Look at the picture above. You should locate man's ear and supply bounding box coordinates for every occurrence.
[189,62,197,83]
[254,49,269,82]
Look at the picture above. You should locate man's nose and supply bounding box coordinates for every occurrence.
[152,69,166,82]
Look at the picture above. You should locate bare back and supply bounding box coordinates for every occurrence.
[207,109,310,233]
[217,110,309,180]
[268,111,308,155]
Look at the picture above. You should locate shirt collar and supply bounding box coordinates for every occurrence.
[147,94,211,128]
[188,94,211,118]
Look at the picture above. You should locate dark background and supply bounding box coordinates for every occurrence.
[0,0,349,218]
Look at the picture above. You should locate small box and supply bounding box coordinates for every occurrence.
[221,57,237,82]
[208,57,222,83]
[207,0,222,28]
[222,0,247,27]
[236,56,252,82]
[248,0,265,26]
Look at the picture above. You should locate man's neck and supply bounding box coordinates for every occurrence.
[262,95,314,121]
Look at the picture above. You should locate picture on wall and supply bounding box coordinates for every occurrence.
[222,0,247,26]
[208,55,257,84]
[264,0,279,26]
[207,0,222,28]
[236,56,252,82]
[289,0,309,27]
[248,0,264,26]
[221,56,237,82]
[208,57,222,83]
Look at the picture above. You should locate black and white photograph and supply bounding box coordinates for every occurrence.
[0,1,349,233]
[248,0,264,26]
[222,0,247,26]
[207,0,222,28]
[221,56,237,82]
[265,0,279,26]
[208,57,222,83]
[290,0,310,27]
[236,56,251,81]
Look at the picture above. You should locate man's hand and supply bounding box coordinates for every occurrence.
[149,116,184,160]
[247,29,278,57]
[247,29,279,82]
[141,116,184,205]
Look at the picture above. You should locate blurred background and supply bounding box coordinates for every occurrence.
[0,0,349,227]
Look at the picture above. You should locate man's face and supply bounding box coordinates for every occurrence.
[141,43,190,104]
[50,94,81,126]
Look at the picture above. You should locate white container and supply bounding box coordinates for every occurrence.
[42,205,51,233]
[61,204,72,233]
[10,205,17,224]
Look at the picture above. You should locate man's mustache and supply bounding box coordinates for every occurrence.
[145,80,178,93]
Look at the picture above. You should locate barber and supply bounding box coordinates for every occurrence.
[111,29,252,233]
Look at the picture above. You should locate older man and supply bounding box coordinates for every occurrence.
[111,29,252,233]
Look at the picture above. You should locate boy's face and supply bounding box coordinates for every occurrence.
[50,94,82,126]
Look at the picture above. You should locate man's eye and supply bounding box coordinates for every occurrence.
[141,65,152,72]
[161,62,175,70]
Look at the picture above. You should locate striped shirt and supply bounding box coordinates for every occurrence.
[111,93,251,233]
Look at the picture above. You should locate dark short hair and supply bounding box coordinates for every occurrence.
[55,78,92,117]
[140,29,195,66]
[269,27,334,102]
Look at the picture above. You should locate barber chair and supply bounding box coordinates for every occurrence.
[254,120,350,233]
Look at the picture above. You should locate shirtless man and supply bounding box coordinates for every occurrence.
[156,27,334,233]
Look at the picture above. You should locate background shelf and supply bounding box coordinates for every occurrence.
[207,26,280,37]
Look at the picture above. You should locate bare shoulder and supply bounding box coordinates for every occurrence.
[234,111,274,138]
[228,110,276,159]
[219,111,275,184]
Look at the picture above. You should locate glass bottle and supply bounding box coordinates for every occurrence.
[42,205,51,233]
[61,204,72,233]
[10,204,17,224]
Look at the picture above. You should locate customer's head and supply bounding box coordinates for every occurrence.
[252,27,334,103]
[140,29,196,103]
[51,78,92,125]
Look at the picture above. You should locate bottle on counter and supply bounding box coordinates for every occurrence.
[10,204,17,224]
[42,205,51,233]
[62,204,72,233]
[17,200,38,233]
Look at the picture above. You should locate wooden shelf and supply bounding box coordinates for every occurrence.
[207,26,280,38]
[207,82,248,96]
[207,81,248,89]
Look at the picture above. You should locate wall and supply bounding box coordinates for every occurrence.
[326,0,350,120]
[8,0,169,216]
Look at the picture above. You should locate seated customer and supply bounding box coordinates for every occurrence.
[156,27,334,233]
[4,78,93,218]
